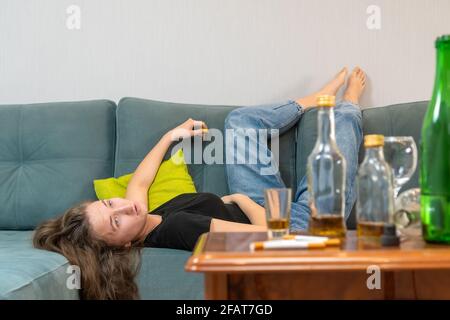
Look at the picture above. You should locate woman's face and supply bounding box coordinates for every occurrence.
[86,198,147,247]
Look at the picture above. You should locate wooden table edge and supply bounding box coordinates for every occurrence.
[185,233,450,273]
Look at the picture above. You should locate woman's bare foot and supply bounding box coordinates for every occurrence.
[343,67,366,105]
[296,67,347,108]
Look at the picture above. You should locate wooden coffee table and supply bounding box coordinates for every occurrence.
[185,231,450,299]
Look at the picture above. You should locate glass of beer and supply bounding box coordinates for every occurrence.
[264,188,292,239]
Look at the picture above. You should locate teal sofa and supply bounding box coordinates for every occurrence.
[0,98,427,299]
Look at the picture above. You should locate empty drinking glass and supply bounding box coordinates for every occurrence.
[383,136,418,198]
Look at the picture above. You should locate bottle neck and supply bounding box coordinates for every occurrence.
[433,43,450,102]
[364,146,385,162]
[317,107,336,144]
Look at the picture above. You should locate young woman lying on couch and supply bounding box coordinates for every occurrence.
[33,67,366,299]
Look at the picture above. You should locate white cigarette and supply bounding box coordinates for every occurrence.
[283,235,330,242]
[250,240,326,251]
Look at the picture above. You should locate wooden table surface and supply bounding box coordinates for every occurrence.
[186,231,450,272]
[185,231,450,299]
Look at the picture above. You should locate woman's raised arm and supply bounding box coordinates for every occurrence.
[125,118,207,207]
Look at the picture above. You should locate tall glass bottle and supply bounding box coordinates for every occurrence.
[307,95,346,237]
[421,35,450,243]
[357,135,395,241]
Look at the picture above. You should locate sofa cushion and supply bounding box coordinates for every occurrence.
[115,97,299,196]
[0,230,202,300]
[0,231,79,299]
[138,247,203,299]
[0,100,117,229]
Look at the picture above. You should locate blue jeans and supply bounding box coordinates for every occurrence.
[224,100,363,231]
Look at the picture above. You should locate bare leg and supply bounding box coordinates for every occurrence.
[296,67,348,109]
[343,67,366,105]
[225,68,349,206]
[291,67,367,230]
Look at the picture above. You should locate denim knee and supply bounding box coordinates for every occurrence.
[335,102,362,120]
[335,103,362,133]
[224,107,257,130]
[224,108,240,129]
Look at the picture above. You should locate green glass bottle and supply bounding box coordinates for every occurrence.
[421,35,450,243]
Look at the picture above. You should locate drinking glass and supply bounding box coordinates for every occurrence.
[264,188,291,239]
[383,136,418,198]
[394,188,422,239]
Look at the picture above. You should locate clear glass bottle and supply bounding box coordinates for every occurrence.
[307,95,346,237]
[357,135,395,241]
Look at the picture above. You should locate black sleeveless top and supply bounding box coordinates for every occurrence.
[143,193,251,251]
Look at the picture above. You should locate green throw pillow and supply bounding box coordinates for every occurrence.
[93,149,197,211]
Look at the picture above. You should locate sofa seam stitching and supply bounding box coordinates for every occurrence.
[14,107,23,228]
[111,101,117,177]
[115,101,121,177]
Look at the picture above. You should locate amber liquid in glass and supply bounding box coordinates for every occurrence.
[309,215,345,237]
[357,221,385,238]
[267,218,289,239]
[267,218,289,230]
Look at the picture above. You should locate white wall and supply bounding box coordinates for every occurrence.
[0,0,449,107]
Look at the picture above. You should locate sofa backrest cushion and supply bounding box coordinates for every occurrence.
[0,100,116,230]
[115,98,299,197]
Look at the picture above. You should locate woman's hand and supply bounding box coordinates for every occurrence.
[169,118,208,141]
[221,194,235,204]
[221,193,247,204]
[221,193,266,226]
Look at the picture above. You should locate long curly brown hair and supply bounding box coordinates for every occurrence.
[33,201,142,299]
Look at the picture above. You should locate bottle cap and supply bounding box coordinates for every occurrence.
[380,224,400,247]
[364,134,384,148]
[317,95,336,108]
